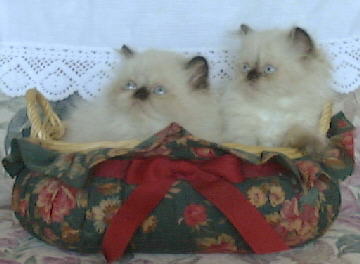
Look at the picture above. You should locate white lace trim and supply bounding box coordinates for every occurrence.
[0,38,359,100]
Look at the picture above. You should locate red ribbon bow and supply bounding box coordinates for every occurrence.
[92,154,289,262]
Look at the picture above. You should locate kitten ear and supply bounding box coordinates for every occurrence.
[239,24,252,35]
[119,45,135,58]
[289,27,314,55]
[186,56,209,90]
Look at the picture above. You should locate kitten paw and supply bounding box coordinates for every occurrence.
[281,128,328,159]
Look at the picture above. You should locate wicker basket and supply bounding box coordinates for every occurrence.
[4,88,353,263]
[25,88,332,158]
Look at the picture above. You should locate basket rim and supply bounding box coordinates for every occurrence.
[24,88,332,158]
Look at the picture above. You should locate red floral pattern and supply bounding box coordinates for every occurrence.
[197,234,238,253]
[18,200,28,217]
[296,161,320,188]
[337,120,348,128]
[192,147,217,158]
[36,180,77,224]
[340,131,354,157]
[141,145,171,157]
[43,227,58,242]
[275,198,319,246]
[183,204,208,227]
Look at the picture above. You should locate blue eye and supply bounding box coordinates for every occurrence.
[153,86,166,95]
[242,63,251,72]
[264,65,276,74]
[124,80,137,90]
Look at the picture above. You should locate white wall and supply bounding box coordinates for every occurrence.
[1,0,360,49]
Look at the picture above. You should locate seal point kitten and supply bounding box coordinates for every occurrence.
[64,46,222,143]
[221,25,335,156]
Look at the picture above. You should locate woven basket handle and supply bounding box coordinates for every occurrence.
[26,89,65,140]
[319,102,332,136]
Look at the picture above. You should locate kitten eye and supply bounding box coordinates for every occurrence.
[153,86,167,95]
[242,63,251,72]
[264,65,277,74]
[124,80,137,90]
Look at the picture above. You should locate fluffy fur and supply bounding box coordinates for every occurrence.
[64,47,222,143]
[221,26,335,154]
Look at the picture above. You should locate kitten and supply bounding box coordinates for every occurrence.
[221,25,335,155]
[64,46,222,143]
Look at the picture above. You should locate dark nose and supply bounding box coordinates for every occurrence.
[247,69,260,81]
[133,87,149,100]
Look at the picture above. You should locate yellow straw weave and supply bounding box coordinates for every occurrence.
[25,89,332,158]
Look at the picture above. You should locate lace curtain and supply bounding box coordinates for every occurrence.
[0,38,359,100]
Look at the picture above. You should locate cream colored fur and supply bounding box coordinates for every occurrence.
[64,50,222,143]
[221,28,335,149]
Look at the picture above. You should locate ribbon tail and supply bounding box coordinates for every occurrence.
[192,178,290,254]
[102,177,176,263]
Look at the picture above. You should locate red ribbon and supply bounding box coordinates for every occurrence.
[92,154,290,263]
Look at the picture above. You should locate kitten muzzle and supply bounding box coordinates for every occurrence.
[247,69,261,81]
[133,87,150,100]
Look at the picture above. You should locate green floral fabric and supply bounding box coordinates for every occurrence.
[2,112,354,255]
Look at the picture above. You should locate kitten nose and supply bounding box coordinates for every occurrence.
[133,87,149,100]
[247,69,260,81]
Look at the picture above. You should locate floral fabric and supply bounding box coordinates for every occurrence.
[2,112,355,260]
